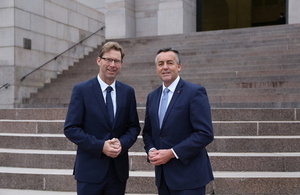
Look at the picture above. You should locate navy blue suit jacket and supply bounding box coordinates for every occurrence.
[143,78,214,190]
[64,77,140,183]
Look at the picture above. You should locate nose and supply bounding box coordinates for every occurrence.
[109,61,117,67]
[162,62,169,69]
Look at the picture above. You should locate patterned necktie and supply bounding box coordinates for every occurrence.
[159,88,170,128]
[106,86,114,125]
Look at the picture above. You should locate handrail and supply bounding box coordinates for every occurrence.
[20,26,106,81]
[0,83,10,89]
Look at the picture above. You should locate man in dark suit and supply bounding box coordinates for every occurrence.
[277,12,286,24]
[142,47,214,195]
[64,41,141,195]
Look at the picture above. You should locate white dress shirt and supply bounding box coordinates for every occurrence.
[155,76,180,159]
[97,74,116,116]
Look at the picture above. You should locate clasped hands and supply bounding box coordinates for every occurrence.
[103,138,122,158]
[148,149,175,166]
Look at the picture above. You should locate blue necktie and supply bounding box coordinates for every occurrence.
[106,86,114,125]
[159,88,169,128]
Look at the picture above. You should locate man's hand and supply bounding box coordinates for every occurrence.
[102,138,122,158]
[148,149,175,166]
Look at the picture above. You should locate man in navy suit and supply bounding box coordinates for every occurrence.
[142,48,214,195]
[64,42,141,195]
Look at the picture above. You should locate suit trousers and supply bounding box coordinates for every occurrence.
[77,160,126,195]
[158,169,206,195]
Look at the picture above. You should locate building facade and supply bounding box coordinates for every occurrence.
[0,0,299,108]
[79,0,300,39]
[0,0,105,108]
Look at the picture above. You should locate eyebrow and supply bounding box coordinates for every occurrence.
[157,60,175,64]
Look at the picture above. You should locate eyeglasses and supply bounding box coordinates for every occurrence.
[101,57,122,65]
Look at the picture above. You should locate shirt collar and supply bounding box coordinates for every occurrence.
[162,76,180,93]
[97,74,116,92]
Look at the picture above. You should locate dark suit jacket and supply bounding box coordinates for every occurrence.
[143,78,214,190]
[64,77,140,183]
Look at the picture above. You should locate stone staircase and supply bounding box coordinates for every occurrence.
[1,24,300,194]
[19,24,300,108]
[0,108,300,194]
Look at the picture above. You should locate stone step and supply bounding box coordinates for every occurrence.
[1,133,300,153]
[51,54,300,75]
[17,24,300,108]
[24,82,300,105]
[120,65,300,78]
[207,136,300,153]
[166,74,300,85]
[211,171,300,194]
[0,120,64,134]
[209,94,300,104]
[1,149,299,172]
[24,81,300,106]
[1,120,300,136]
[0,189,154,195]
[0,108,67,120]
[25,90,300,106]
[0,149,151,171]
[117,28,300,52]
[121,49,300,66]
[210,101,300,109]
[65,56,300,78]
[207,88,300,97]
[66,46,300,69]
[0,167,156,194]
[209,152,300,172]
[21,92,300,109]
[0,133,75,150]
[212,121,300,136]
[1,108,299,121]
[202,80,300,90]
[0,189,77,195]
[130,135,300,153]
[123,49,300,65]
[34,69,300,88]
[0,167,299,194]
[58,63,300,81]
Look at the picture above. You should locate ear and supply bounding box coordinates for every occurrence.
[177,64,182,72]
[96,57,101,66]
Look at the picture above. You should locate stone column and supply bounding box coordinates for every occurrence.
[288,0,300,24]
[158,0,196,35]
[0,1,17,108]
[105,0,136,39]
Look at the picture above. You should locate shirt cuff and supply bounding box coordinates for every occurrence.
[171,148,179,159]
[148,147,156,153]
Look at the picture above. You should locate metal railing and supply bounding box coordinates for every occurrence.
[20,26,106,81]
[0,83,10,90]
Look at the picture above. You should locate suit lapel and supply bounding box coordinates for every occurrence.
[114,81,123,128]
[161,79,184,129]
[154,86,163,129]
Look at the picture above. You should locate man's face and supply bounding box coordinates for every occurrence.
[97,49,123,85]
[156,51,181,87]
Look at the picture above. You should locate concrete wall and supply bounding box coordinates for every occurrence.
[104,0,195,39]
[105,0,136,38]
[288,0,300,24]
[0,1,15,107]
[135,0,159,37]
[79,0,300,39]
[158,0,196,35]
[0,0,105,108]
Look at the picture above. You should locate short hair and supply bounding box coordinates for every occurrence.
[99,41,125,60]
[155,47,181,64]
